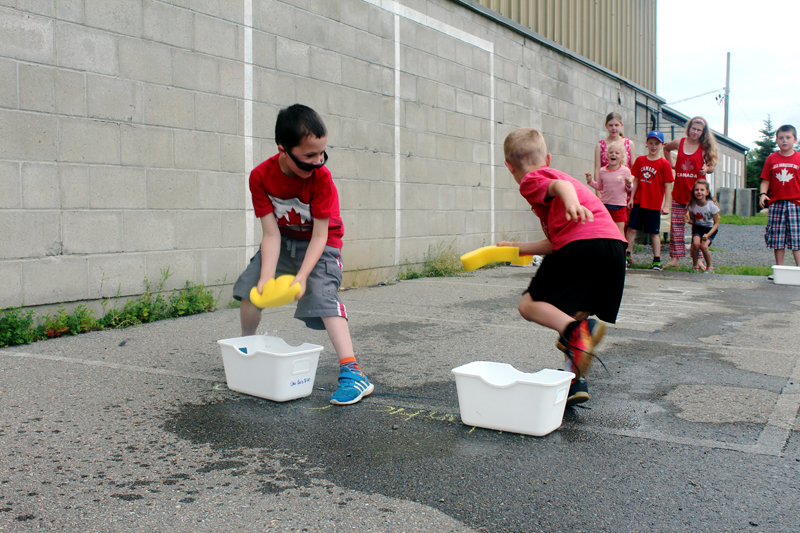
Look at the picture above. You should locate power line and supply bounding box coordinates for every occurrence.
[666,88,725,106]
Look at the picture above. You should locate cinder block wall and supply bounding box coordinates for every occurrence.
[1,0,652,310]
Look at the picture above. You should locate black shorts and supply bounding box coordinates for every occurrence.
[628,204,662,235]
[526,239,626,323]
[691,224,718,245]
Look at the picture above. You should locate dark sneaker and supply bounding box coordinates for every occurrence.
[556,318,606,354]
[567,378,590,407]
[651,261,663,271]
[330,367,374,405]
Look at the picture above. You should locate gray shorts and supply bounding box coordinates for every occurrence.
[233,236,346,330]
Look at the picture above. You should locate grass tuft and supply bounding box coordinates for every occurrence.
[719,213,767,225]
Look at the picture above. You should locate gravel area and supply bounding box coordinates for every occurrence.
[630,223,799,268]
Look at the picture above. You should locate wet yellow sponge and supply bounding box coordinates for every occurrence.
[460,246,520,272]
[249,275,301,308]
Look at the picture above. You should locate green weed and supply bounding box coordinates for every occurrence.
[719,213,767,225]
[716,265,773,276]
[0,307,37,347]
[398,241,464,280]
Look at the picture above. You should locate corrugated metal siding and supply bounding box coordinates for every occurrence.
[477,0,656,92]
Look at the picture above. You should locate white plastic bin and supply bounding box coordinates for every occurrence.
[217,335,323,402]
[451,362,574,436]
[772,265,800,286]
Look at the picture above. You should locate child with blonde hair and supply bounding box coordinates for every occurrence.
[585,141,633,236]
[663,117,718,269]
[498,128,627,406]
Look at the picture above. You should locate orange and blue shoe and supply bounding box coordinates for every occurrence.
[562,319,598,380]
[330,364,374,405]
[555,318,606,354]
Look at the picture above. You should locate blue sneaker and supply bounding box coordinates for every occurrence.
[330,367,374,405]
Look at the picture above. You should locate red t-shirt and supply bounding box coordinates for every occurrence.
[631,156,674,211]
[761,151,800,206]
[519,167,627,251]
[249,154,344,249]
[673,138,706,205]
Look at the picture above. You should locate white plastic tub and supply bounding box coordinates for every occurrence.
[772,265,800,286]
[217,335,323,402]
[451,362,574,436]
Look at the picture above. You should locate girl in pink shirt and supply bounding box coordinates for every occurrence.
[585,141,633,236]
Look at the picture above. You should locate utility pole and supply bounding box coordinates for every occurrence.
[724,52,730,137]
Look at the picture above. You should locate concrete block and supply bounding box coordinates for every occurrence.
[56,0,84,23]
[174,0,243,23]
[120,124,174,168]
[0,161,20,208]
[123,210,175,252]
[58,117,120,164]
[0,8,54,63]
[88,253,147,298]
[176,211,222,249]
[196,171,244,209]
[219,135,245,173]
[0,58,17,109]
[717,187,734,215]
[218,58,245,98]
[59,164,89,208]
[144,251,196,292]
[195,93,238,134]
[255,0,296,37]
[85,0,143,36]
[222,210,247,247]
[172,50,220,93]
[146,169,197,209]
[0,261,22,308]
[88,166,147,209]
[0,109,58,161]
[54,69,86,116]
[254,68,295,105]
[194,247,240,286]
[87,75,143,122]
[735,188,755,217]
[295,81,329,116]
[143,0,194,48]
[21,162,59,209]
[119,37,172,85]
[276,37,310,77]
[194,13,239,60]
[23,256,88,304]
[62,211,124,254]
[0,210,61,260]
[310,47,342,84]
[144,85,194,129]
[174,130,220,170]
[15,0,54,17]
[252,30,276,69]
[56,21,118,75]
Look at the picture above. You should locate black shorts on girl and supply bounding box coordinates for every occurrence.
[526,238,626,323]
[628,204,662,235]
[691,224,718,245]
[232,236,347,330]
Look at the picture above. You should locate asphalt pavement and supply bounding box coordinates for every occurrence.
[2,266,800,532]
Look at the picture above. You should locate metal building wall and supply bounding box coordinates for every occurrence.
[476,0,657,92]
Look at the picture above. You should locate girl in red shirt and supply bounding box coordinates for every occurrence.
[663,117,718,269]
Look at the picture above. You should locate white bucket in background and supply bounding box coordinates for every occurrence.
[771,265,800,286]
[451,362,574,436]
[217,335,323,402]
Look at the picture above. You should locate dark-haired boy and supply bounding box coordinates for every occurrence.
[232,104,373,405]
[626,131,674,270]
[760,124,800,269]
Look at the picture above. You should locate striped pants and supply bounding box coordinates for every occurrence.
[669,201,687,258]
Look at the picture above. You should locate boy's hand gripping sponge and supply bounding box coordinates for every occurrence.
[249,275,301,308]
[460,246,520,272]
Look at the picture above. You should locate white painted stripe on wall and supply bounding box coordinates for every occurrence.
[363,0,496,262]
[244,0,255,257]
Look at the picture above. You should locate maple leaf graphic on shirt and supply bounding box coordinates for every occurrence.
[776,169,794,184]
[680,160,694,172]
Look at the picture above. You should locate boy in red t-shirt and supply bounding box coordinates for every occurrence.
[760,124,800,268]
[232,104,373,405]
[626,131,674,270]
[497,128,627,406]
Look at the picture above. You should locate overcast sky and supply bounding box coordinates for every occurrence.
[656,1,800,149]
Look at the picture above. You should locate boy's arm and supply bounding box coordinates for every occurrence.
[547,180,593,224]
[662,182,673,215]
[256,214,282,293]
[759,178,771,208]
[497,239,553,256]
[627,177,638,208]
[292,218,329,300]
